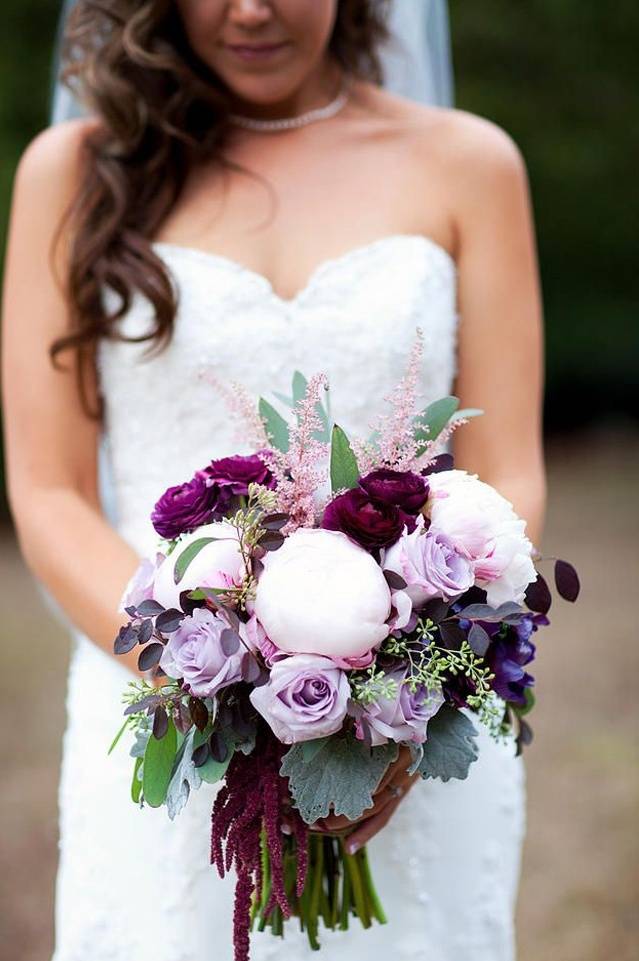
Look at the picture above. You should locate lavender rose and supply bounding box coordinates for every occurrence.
[159,607,243,696]
[383,517,475,615]
[354,669,444,747]
[249,654,350,744]
[197,453,275,495]
[359,468,429,514]
[321,488,407,552]
[151,475,218,540]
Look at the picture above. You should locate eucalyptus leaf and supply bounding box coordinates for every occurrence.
[413,396,459,445]
[525,574,552,615]
[452,407,483,422]
[131,756,143,804]
[554,559,580,602]
[194,728,233,784]
[166,729,202,820]
[468,623,491,657]
[280,735,398,825]
[173,537,217,586]
[259,397,290,453]
[329,424,359,492]
[416,705,478,782]
[142,715,178,807]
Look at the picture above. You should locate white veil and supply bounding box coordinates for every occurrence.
[51,0,454,122]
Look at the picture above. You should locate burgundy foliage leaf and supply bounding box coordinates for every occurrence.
[525,574,552,615]
[554,560,580,602]
[152,705,169,740]
[137,642,164,672]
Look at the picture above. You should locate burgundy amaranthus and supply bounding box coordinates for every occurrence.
[211,731,308,961]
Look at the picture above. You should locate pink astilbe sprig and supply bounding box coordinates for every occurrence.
[355,329,425,473]
[210,728,308,961]
[198,367,270,452]
[414,416,469,471]
[262,373,330,531]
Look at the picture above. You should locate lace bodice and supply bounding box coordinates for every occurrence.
[53,235,525,961]
[97,234,458,555]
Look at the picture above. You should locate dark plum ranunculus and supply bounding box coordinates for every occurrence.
[359,468,429,514]
[151,474,218,540]
[196,453,276,495]
[321,488,407,552]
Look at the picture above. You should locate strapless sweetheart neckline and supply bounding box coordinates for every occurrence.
[151,233,456,307]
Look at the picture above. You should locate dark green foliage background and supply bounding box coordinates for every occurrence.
[0,2,636,508]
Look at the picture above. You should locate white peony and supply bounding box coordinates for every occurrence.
[254,528,392,659]
[153,521,245,610]
[425,469,536,607]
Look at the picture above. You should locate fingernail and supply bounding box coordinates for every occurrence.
[346,841,360,855]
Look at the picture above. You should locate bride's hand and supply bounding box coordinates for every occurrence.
[309,745,417,854]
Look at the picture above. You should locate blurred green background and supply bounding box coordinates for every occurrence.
[0,4,637,961]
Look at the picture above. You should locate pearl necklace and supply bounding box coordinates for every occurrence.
[229,79,350,132]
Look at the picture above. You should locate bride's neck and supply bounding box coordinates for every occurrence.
[224,58,344,122]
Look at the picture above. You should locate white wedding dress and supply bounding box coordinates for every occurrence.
[52,234,525,961]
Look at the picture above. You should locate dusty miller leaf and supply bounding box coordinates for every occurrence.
[280,735,398,824]
[416,705,479,782]
[166,728,202,820]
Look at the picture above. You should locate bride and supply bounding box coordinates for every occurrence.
[1,1,545,959]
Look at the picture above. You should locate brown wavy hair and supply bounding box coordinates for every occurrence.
[51,0,390,416]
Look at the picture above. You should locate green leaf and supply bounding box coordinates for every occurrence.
[280,735,398,824]
[292,370,308,405]
[173,537,217,585]
[453,407,483,422]
[165,729,203,820]
[259,397,290,453]
[142,715,178,807]
[131,756,143,804]
[195,727,235,783]
[301,736,330,764]
[514,688,536,717]
[108,717,130,756]
[413,396,460,446]
[416,705,478,782]
[329,424,359,492]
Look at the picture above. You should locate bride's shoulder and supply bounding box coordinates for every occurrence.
[365,86,528,181]
[13,116,102,199]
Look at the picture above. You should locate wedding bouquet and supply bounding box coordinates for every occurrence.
[111,334,579,961]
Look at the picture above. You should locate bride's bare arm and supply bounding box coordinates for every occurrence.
[1,120,143,676]
[448,114,546,548]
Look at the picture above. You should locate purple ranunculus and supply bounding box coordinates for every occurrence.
[321,488,407,553]
[485,614,546,705]
[359,468,429,514]
[354,668,444,746]
[196,453,276,496]
[384,519,475,609]
[151,475,218,540]
[249,654,350,744]
[159,607,243,696]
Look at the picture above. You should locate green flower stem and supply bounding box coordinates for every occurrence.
[357,846,387,924]
[339,855,351,931]
[341,839,371,929]
[305,834,323,950]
